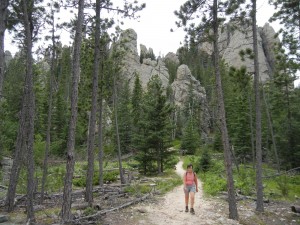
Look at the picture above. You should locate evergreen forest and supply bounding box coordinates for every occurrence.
[0,0,299,224]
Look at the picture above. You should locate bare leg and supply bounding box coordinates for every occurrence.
[185,192,189,207]
[190,192,195,208]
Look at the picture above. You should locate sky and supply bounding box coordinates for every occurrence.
[4,0,299,86]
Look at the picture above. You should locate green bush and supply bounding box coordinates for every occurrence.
[73,170,119,187]
[276,175,290,197]
[201,172,227,196]
[235,166,255,196]
[198,149,212,172]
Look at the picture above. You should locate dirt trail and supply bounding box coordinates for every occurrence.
[103,161,242,225]
[133,160,241,225]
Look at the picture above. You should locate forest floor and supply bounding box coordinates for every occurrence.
[0,161,299,224]
[100,161,300,225]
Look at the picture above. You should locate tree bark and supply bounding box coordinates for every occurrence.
[248,93,255,169]
[252,0,264,212]
[61,0,85,222]
[212,0,238,220]
[22,0,36,222]
[41,10,56,204]
[98,82,104,187]
[85,0,101,205]
[113,74,125,184]
[0,0,8,97]
[6,104,26,211]
[262,84,280,172]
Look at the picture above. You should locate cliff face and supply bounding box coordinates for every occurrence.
[200,22,279,82]
[116,29,207,109]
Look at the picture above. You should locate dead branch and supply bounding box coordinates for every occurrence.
[74,193,151,223]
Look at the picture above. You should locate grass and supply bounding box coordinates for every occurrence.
[181,152,300,201]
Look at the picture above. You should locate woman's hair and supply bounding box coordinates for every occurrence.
[187,164,193,169]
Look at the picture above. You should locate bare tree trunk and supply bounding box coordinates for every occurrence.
[113,75,125,184]
[41,10,56,204]
[85,0,101,205]
[252,0,264,212]
[6,104,26,211]
[248,93,255,169]
[0,0,8,97]
[98,80,104,187]
[61,0,85,222]
[261,84,280,172]
[22,0,36,222]
[213,0,238,220]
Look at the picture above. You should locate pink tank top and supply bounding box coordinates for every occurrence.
[185,172,195,185]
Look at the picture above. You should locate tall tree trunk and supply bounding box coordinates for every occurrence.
[23,0,36,222]
[85,0,101,205]
[0,0,8,97]
[252,0,264,212]
[6,99,26,211]
[61,0,85,222]
[262,84,280,172]
[212,0,238,220]
[41,12,56,203]
[98,74,104,187]
[248,93,255,169]
[113,75,125,184]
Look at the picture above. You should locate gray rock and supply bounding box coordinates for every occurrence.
[117,29,169,89]
[199,22,279,82]
[164,52,180,65]
[171,65,206,107]
[0,215,9,223]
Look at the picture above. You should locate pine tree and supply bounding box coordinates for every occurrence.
[135,75,173,174]
[0,0,9,97]
[269,0,300,65]
[61,0,85,221]
[175,0,238,219]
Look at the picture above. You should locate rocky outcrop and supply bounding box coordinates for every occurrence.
[1,157,13,184]
[117,29,207,110]
[164,52,180,65]
[117,29,169,88]
[200,22,279,82]
[171,65,206,107]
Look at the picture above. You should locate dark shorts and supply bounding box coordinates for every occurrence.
[184,185,196,194]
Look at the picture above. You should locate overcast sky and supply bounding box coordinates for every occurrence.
[5,0,279,56]
[116,0,280,57]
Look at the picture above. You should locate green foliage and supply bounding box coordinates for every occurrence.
[33,134,46,166]
[180,118,199,154]
[235,166,255,196]
[124,182,152,196]
[83,207,97,216]
[133,75,174,174]
[198,148,212,172]
[275,175,290,197]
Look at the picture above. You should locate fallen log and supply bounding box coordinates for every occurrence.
[291,205,300,213]
[72,202,102,211]
[74,193,150,222]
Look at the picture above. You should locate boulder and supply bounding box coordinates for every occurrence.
[164,52,180,65]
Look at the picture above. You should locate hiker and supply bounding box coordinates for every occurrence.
[183,163,198,214]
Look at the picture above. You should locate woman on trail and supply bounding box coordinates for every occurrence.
[183,164,198,214]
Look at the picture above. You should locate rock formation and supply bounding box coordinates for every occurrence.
[171,64,206,107]
[164,52,180,65]
[116,29,169,89]
[200,22,279,82]
[117,29,207,109]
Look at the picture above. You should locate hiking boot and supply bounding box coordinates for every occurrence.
[185,206,189,212]
[190,208,195,214]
